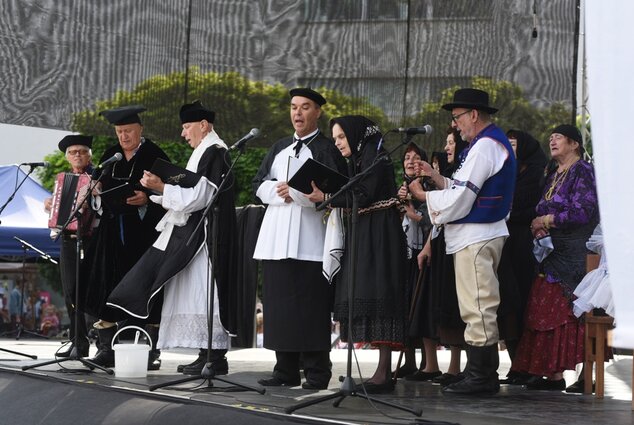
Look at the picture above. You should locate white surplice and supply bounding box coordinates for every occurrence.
[149,131,230,350]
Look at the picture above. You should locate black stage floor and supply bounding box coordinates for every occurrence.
[0,339,632,425]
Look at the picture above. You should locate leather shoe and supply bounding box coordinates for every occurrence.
[432,372,464,386]
[405,370,442,382]
[258,377,300,387]
[355,380,395,394]
[442,377,500,395]
[565,379,595,393]
[89,349,115,368]
[392,365,418,379]
[526,378,566,391]
[56,343,89,358]
[301,381,328,390]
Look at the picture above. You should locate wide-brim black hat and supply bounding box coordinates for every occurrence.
[58,135,93,153]
[100,105,147,125]
[180,100,215,124]
[289,87,327,106]
[442,88,498,114]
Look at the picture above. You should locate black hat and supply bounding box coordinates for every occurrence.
[100,105,147,125]
[442,88,498,114]
[179,100,215,124]
[58,135,93,153]
[289,87,327,106]
[551,124,582,144]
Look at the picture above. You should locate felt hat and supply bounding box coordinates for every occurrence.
[442,88,498,114]
[179,100,215,124]
[100,105,147,125]
[58,135,93,153]
[289,87,327,106]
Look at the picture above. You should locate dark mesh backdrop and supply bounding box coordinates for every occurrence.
[0,0,576,140]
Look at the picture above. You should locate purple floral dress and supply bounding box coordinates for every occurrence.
[512,159,600,377]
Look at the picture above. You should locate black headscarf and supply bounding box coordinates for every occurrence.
[507,129,548,170]
[431,151,449,176]
[445,134,469,177]
[329,115,383,170]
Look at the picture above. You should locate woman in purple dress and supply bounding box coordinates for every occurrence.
[510,124,599,390]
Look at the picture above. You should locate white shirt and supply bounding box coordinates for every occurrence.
[150,131,226,250]
[426,136,510,254]
[253,137,328,262]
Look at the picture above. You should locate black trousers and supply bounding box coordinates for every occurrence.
[60,236,89,344]
[273,350,332,386]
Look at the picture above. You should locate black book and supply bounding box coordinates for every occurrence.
[288,158,348,194]
[99,182,137,214]
[150,158,201,188]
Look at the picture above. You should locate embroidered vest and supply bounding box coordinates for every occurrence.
[451,124,516,224]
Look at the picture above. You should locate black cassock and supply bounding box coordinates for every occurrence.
[252,132,346,352]
[81,139,169,321]
[106,145,238,336]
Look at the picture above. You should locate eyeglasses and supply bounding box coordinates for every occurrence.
[451,109,473,123]
[67,149,90,156]
[111,159,136,182]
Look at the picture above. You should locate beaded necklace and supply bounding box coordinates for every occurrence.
[544,158,579,200]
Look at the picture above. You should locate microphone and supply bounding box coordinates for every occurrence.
[97,152,123,169]
[229,128,261,151]
[395,125,433,136]
[20,162,49,168]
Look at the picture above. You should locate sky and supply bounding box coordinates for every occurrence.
[0,123,72,183]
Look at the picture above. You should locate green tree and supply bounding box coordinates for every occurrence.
[38,68,388,204]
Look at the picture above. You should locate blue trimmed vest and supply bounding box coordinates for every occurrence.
[451,124,516,224]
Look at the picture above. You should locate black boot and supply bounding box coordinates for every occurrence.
[443,344,499,395]
[177,349,206,373]
[144,325,161,371]
[89,327,116,368]
[182,349,228,376]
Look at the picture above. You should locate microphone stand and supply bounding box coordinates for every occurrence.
[22,170,114,374]
[149,142,262,394]
[285,138,422,417]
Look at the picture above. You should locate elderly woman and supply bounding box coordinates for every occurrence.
[309,115,408,394]
[499,129,547,384]
[409,127,468,386]
[510,124,599,390]
[395,142,432,378]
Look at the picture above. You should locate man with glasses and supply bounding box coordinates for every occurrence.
[408,88,516,395]
[83,106,170,369]
[44,135,95,358]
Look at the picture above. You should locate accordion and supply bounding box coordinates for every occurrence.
[48,172,93,234]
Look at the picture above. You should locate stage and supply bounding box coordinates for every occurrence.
[0,338,632,425]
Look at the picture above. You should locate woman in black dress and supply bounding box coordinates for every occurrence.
[309,115,408,394]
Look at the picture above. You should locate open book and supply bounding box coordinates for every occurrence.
[150,158,201,188]
[288,158,348,194]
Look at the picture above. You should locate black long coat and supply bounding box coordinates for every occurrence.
[106,144,238,334]
[81,140,169,320]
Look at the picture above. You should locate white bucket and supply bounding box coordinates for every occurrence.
[111,325,151,378]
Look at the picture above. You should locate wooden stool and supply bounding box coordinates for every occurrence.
[583,309,614,398]
[582,253,614,398]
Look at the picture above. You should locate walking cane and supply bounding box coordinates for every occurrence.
[392,260,428,384]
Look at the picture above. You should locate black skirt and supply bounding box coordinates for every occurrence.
[261,259,332,352]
